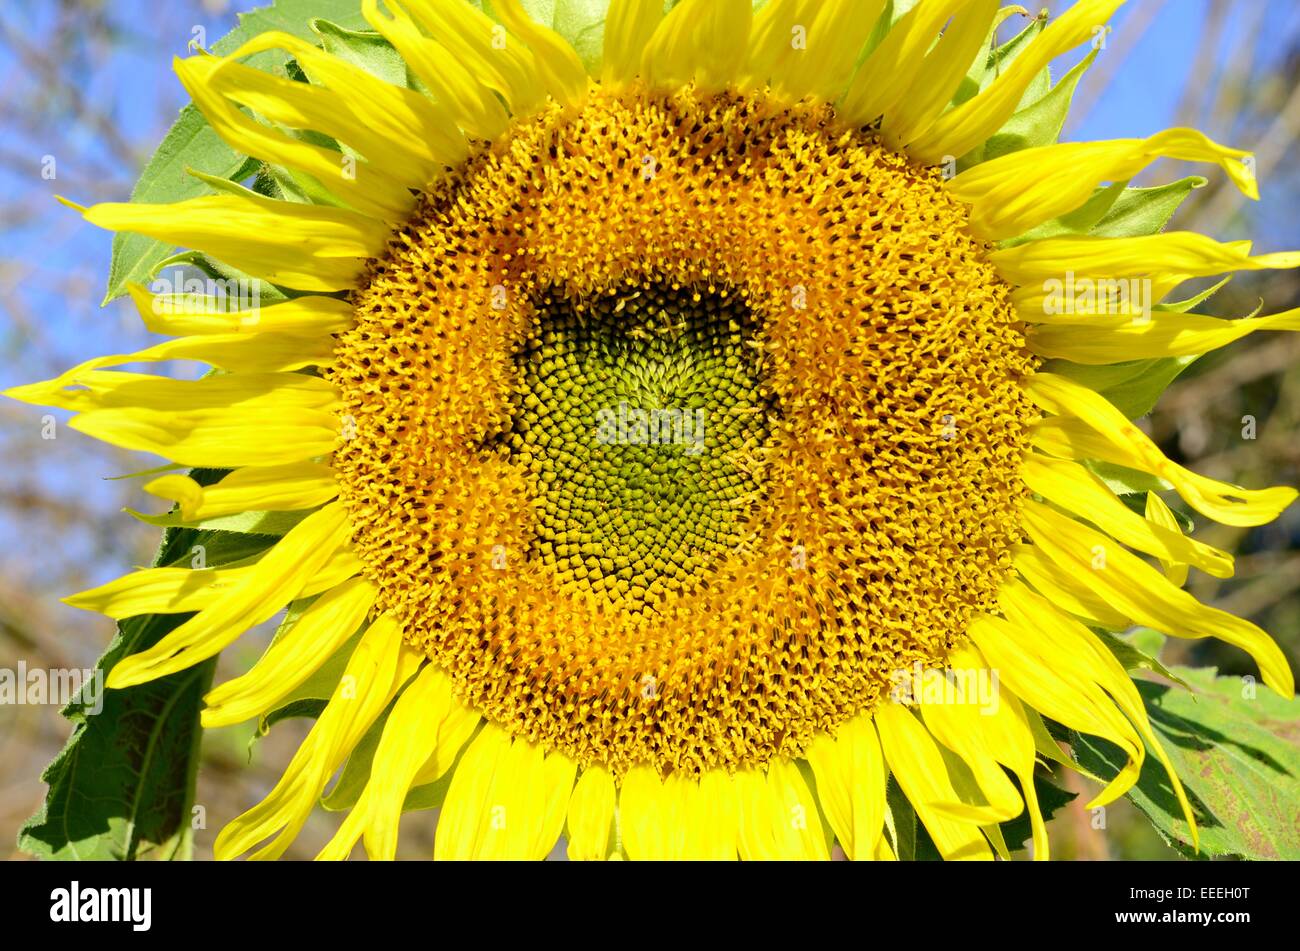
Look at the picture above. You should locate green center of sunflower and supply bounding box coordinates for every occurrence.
[495,282,773,612]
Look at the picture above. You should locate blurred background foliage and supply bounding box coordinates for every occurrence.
[1,0,1298,860]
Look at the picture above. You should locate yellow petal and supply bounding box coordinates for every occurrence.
[492,0,589,108]
[70,402,339,468]
[144,462,339,522]
[189,51,429,188]
[641,0,752,94]
[619,764,683,860]
[951,128,1257,240]
[735,759,829,860]
[805,714,887,860]
[908,0,1127,164]
[1014,542,1133,629]
[1000,580,1199,849]
[530,749,580,859]
[214,616,419,860]
[990,232,1300,287]
[1021,500,1294,697]
[566,766,616,861]
[352,665,459,860]
[402,0,547,116]
[5,368,335,414]
[918,649,1025,826]
[678,770,739,860]
[740,0,804,88]
[920,643,1048,858]
[873,704,993,860]
[361,0,509,141]
[434,727,574,860]
[603,0,665,85]
[228,30,467,168]
[839,0,970,130]
[175,54,415,221]
[107,503,352,688]
[65,565,252,619]
[126,282,353,337]
[1145,491,1190,587]
[1027,307,1300,363]
[63,192,388,292]
[774,0,886,104]
[432,724,511,860]
[202,576,376,728]
[409,697,480,790]
[305,548,364,597]
[42,331,334,377]
[1021,453,1233,578]
[969,612,1146,806]
[883,0,1001,149]
[1028,372,1298,527]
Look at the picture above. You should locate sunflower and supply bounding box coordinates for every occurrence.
[10,0,1300,861]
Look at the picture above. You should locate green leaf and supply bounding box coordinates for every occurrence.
[17,617,211,860]
[998,775,1077,854]
[257,626,362,733]
[403,722,485,813]
[972,47,1097,164]
[1085,459,1173,496]
[1048,355,1200,419]
[953,11,1046,109]
[514,1,610,74]
[1094,629,1191,690]
[1155,275,1233,315]
[321,698,394,811]
[1127,626,1169,660]
[151,250,294,304]
[106,462,188,481]
[884,774,917,861]
[259,697,327,732]
[403,765,457,814]
[310,18,412,87]
[103,0,373,302]
[1091,176,1207,239]
[18,470,282,860]
[1074,667,1300,859]
[1000,181,1129,248]
[126,506,314,536]
[104,126,258,304]
[996,120,1206,250]
[1115,491,1194,533]
[912,819,942,861]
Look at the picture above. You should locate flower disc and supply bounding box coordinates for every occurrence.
[330,87,1037,775]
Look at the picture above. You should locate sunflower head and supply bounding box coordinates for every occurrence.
[12,0,1299,863]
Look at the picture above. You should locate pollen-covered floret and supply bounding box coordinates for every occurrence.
[330,86,1037,776]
